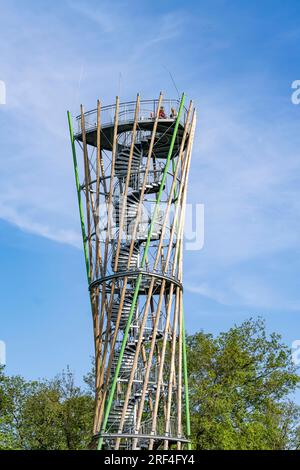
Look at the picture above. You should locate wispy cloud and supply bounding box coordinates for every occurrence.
[186,270,300,312]
[0,200,81,247]
[67,0,118,33]
[183,91,300,311]
[1,0,300,313]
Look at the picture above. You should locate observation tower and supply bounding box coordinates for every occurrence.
[67,93,196,450]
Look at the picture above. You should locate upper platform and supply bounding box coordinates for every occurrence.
[74,99,188,151]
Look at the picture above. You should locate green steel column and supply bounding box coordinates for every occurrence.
[97,93,186,450]
[67,111,90,284]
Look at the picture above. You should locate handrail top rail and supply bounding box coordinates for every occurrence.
[75,98,187,120]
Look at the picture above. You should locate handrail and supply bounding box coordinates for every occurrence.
[75,99,187,135]
[76,99,186,119]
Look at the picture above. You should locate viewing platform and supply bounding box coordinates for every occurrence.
[74,99,188,151]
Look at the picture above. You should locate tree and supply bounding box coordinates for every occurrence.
[187,318,300,450]
[0,369,39,449]
[0,367,93,450]
[0,318,299,450]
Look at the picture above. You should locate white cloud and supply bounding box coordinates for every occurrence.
[0,1,190,247]
[182,94,300,310]
[1,1,300,312]
[0,202,81,247]
[67,1,117,33]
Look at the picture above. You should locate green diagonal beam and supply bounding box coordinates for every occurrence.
[97,93,186,450]
[67,111,90,284]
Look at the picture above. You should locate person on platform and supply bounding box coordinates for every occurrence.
[159,106,166,119]
[170,107,177,119]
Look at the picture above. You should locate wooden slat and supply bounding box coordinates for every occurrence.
[147,103,193,449]
[95,95,140,431]
[163,286,180,449]
[116,98,190,449]
[103,96,119,274]
[113,94,140,271]
[94,97,119,432]
[132,279,167,450]
[114,94,165,449]
[95,99,103,278]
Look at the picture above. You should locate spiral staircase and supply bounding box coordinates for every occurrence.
[106,140,167,448]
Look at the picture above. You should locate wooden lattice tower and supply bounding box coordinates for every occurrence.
[67,93,196,450]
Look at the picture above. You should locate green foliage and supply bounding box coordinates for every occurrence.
[0,318,299,450]
[0,367,93,450]
[187,318,300,449]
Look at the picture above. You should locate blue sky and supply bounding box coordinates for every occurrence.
[0,0,300,401]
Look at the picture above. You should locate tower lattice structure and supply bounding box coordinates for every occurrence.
[68,93,196,450]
